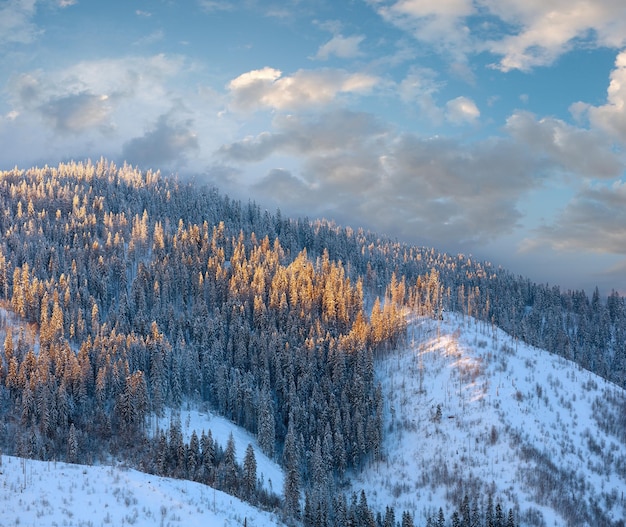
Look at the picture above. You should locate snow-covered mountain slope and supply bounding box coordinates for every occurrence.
[4,310,626,526]
[0,454,286,527]
[349,313,626,526]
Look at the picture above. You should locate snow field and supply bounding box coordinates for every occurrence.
[349,313,626,526]
[0,453,285,527]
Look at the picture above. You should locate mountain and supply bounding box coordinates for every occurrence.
[0,159,626,526]
[348,312,626,526]
[3,312,625,526]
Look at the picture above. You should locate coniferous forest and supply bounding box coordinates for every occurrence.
[0,159,625,526]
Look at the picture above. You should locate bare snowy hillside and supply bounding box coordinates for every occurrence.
[0,454,285,527]
[349,313,626,526]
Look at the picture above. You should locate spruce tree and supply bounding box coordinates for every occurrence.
[243,443,257,500]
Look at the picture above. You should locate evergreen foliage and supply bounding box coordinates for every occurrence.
[0,159,624,525]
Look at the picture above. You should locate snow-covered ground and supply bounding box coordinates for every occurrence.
[0,454,285,527]
[349,313,626,526]
[0,399,286,527]
[3,311,626,526]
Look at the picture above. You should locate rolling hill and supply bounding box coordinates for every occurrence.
[0,453,285,527]
[348,312,626,526]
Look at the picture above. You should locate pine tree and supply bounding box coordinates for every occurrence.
[357,490,375,527]
[168,417,184,476]
[156,430,168,475]
[67,423,78,463]
[384,505,396,527]
[333,495,348,527]
[188,431,200,481]
[486,494,494,527]
[437,507,445,527]
[471,496,481,527]
[282,419,301,520]
[257,386,275,459]
[243,443,257,500]
[201,430,216,485]
[495,502,504,527]
[461,495,471,527]
[506,508,516,527]
[401,510,415,527]
[222,432,238,494]
[303,492,315,527]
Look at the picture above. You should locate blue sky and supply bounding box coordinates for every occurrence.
[2,0,626,295]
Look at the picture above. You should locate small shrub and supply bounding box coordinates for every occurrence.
[489,425,499,445]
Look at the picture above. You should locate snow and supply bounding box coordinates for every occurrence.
[3,311,626,526]
[0,398,286,526]
[0,454,286,527]
[348,313,626,526]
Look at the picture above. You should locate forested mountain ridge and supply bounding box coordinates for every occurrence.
[0,159,625,526]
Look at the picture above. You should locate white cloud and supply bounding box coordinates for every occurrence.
[398,67,444,123]
[228,67,282,90]
[227,67,379,112]
[39,92,112,133]
[483,0,626,71]
[383,0,473,19]
[133,30,165,46]
[217,101,626,251]
[372,0,474,59]
[572,50,626,145]
[313,34,365,60]
[445,96,480,124]
[398,67,442,102]
[448,61,476,85]
[218,110,388,161]
[197,0,234,12]
[0,54,206,169]
[7,54,188,122]
[122,111,199,168]
[9,71,98,132]
[371,0,626,71]
[218,109,550,247]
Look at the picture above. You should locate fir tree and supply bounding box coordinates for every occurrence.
[243,443,257,500]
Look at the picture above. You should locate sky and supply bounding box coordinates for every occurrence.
[1,0,626,296]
